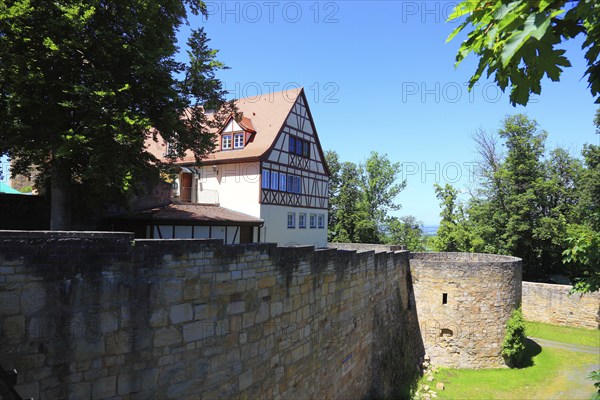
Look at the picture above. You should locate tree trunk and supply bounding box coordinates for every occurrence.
[50,162,72,230]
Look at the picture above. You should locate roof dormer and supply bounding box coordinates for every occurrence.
[219,115,256,151]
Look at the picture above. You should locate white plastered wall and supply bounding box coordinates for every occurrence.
[259,204,327,248]
[196,161,261,218]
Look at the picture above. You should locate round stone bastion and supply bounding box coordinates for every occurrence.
[410,252,522,369]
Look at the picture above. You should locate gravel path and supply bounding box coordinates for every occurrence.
[529,337,599,400]
[529,337,600,355]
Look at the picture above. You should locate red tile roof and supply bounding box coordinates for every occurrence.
[112,203,263,225]
[146,87,303,164]
[239,116,256,133]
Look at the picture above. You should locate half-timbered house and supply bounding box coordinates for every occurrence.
[144,87,330,247]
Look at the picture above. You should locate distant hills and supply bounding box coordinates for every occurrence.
[423,225,439,237]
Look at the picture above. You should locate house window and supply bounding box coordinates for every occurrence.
[309,214,316,229]
[262,170,270,189]
[164,141,177,158]
[317,214,325,229]
[289,136,310,159]
[299,213,306,228]
[442,293,448,304]
[234,133,244,149]
[279,174,287,192]
[287,212,296,229]
[222,134,232,150]
[271,171,279,190]
[287,175,302,194]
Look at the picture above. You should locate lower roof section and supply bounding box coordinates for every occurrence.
[110,203,263,226]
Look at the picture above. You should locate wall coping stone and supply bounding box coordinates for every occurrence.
[411,252,521,263]
[0,230,134,240]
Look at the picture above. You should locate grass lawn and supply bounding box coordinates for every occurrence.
[420,323,600,400]
[526,321,600,347]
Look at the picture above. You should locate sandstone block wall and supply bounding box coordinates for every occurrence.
[0,231,422,399]
[522,282,600,329]
[409,252,522,369]
[328,243,404,252]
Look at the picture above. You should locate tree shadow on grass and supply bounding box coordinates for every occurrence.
[514,338,543,368]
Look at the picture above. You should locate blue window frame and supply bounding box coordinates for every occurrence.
[289,135,311,159]
[287,175,301,194]
[262,170,270,189]
[280,174,287,192]
[299,213,306,228]
[271,171,279,190]
[287,212,296,228]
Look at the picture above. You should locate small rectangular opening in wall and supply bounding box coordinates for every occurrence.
[442,293,448,304]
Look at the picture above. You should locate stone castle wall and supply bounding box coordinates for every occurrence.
[328,243,404,253]
[0,231,423,400]
[409,252,522,369]
[522,282,600,329]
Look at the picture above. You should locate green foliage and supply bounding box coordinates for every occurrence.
[589,370,600,397]
[502,308,528,368]
[444,111,599,289]
[384,215,427,251]
[462,114,590,277]
[325,150,341,242]
[327,157,364,242]
[447,0,600,105]
[431,183,480,252]
[361,151,405,223]
[0,0,231,228]
[563,224,600,293]
[325,150,423,246]
[576,144,600,231]
[562,133,600,293]
[498,115,549,272]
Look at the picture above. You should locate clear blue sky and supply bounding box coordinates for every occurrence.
[188,1,598,225]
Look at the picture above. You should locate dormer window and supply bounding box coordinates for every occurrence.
[222,134,232,150]
[219,115,255,152]
[289,136,310,158]
[234,133,244,149]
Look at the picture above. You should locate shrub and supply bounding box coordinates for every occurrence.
[501,307,527,367]
[590,370,600,399]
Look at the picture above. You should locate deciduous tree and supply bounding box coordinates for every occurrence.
[0,0,230,229]
[447,112,598,285]
[385,215,427,251]
[325,151,409,244]
[432,183,479,252]
[448,0,600,105]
